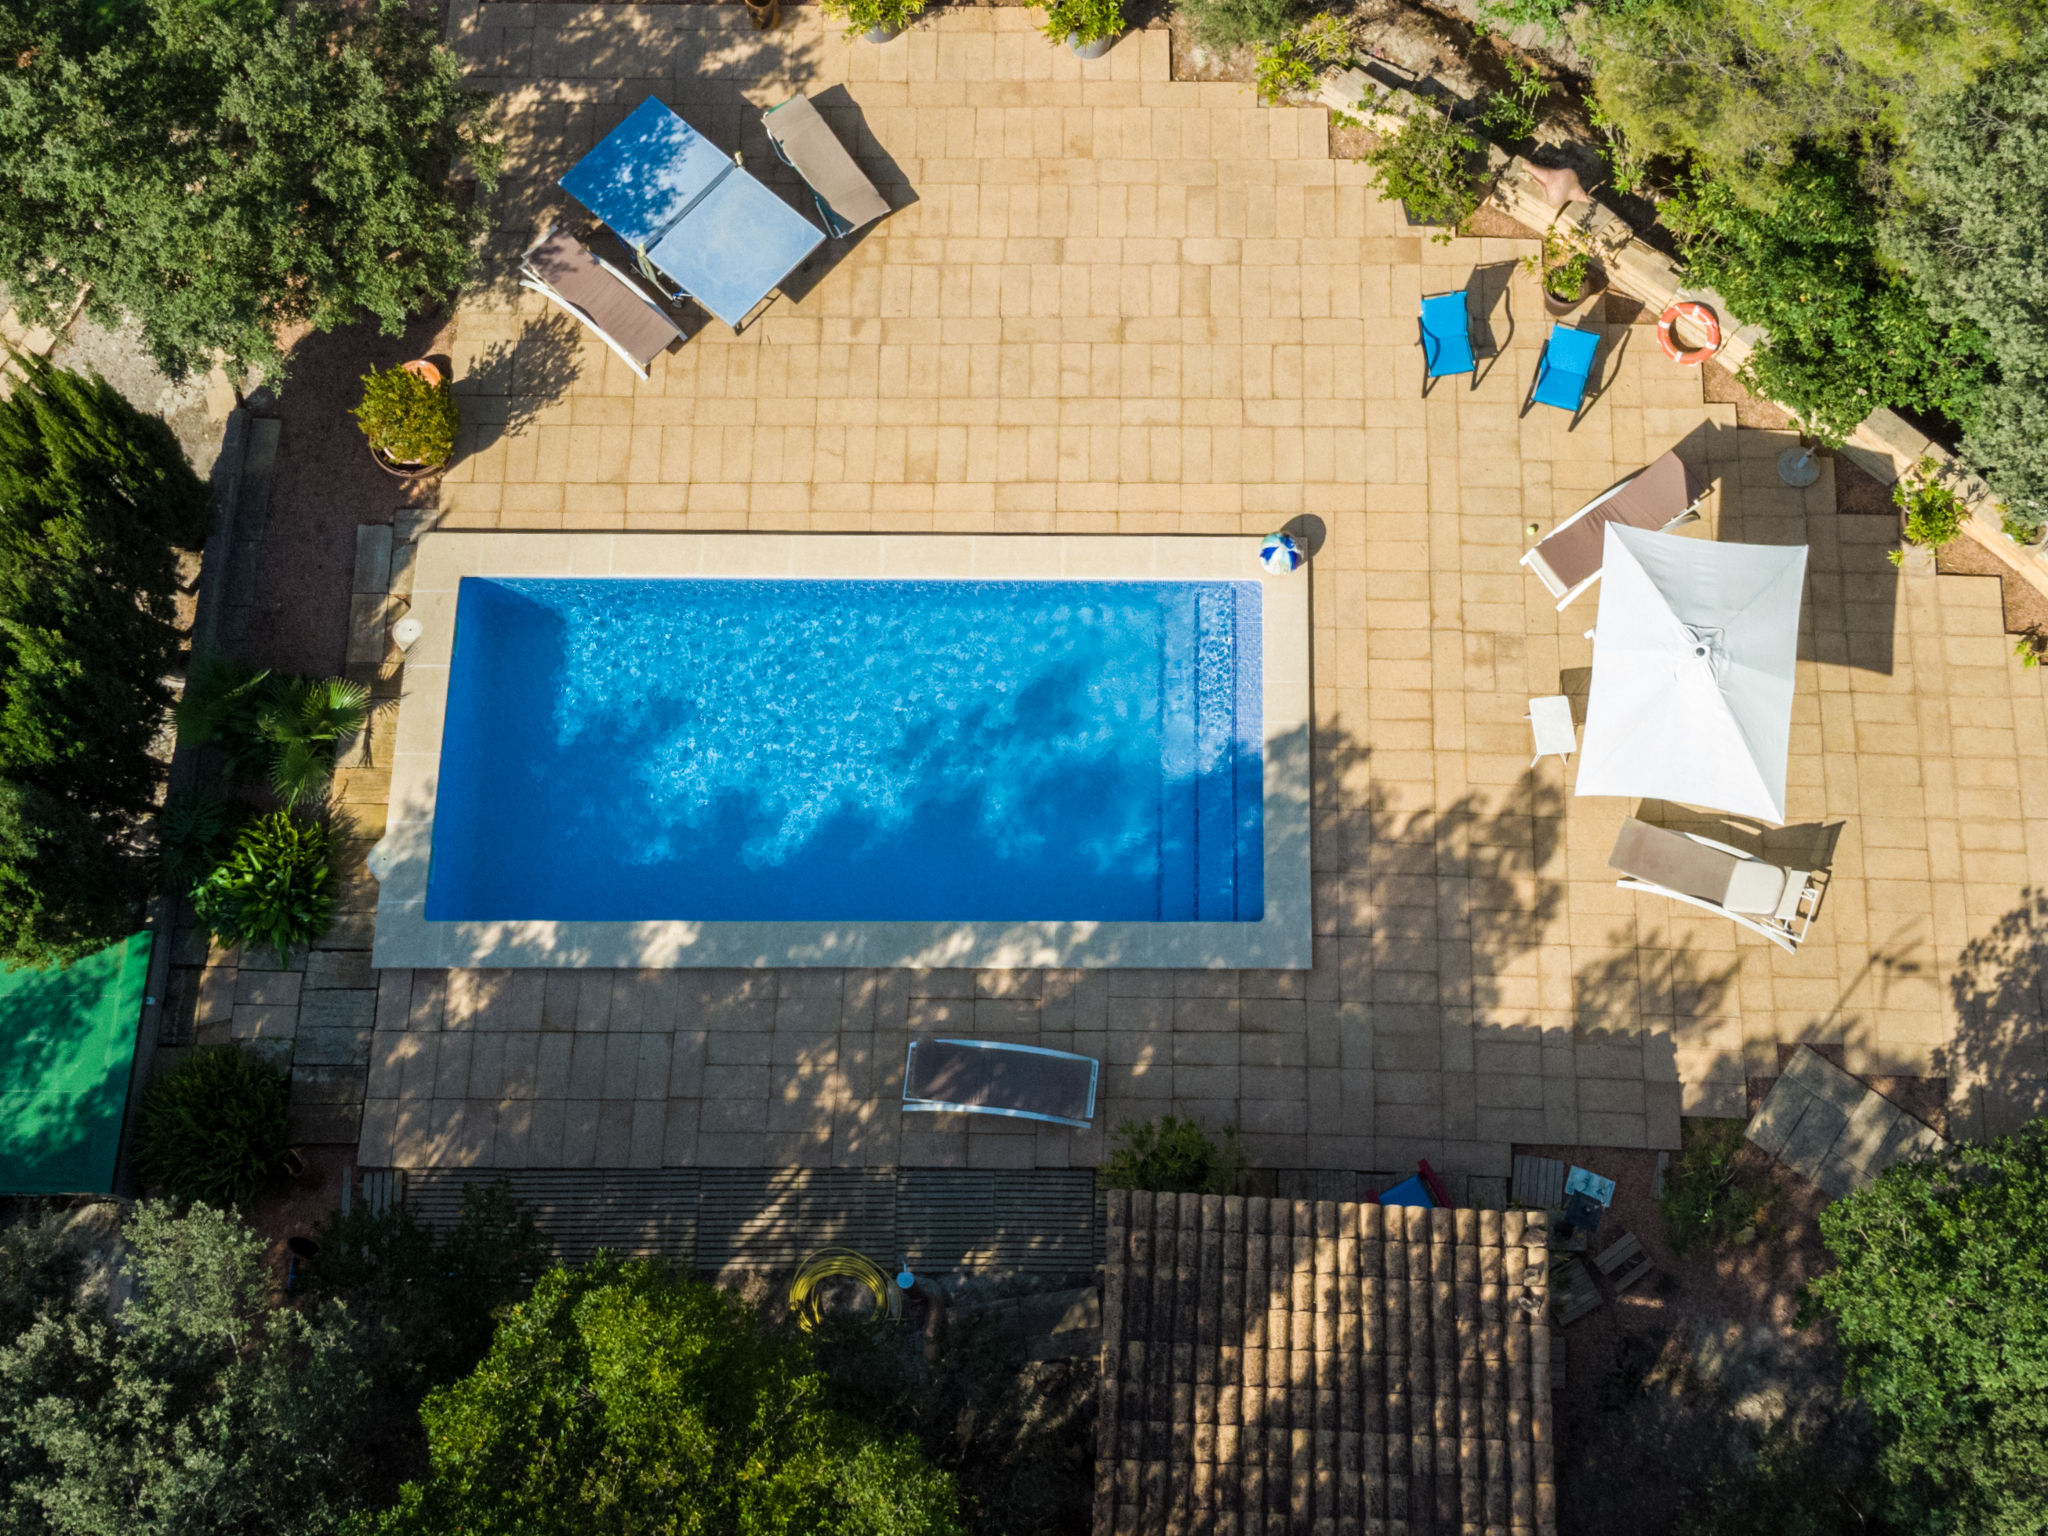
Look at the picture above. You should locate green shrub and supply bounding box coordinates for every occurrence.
[1038,0,1124,45]
[0,0,500,378]
[354,365,460,469]
[192,812,335,964]
[1177,0,1304,54]
[1251,16,1354,103]
[1890,459,1969,566]
[133,1047,289,1208]
[821,0,929,38]
[370,1262,967,1536]
[0,358,208,965]
[1658,1117,1775,1257]
[1961,379,2048,533]
[1102,1116,1246,1194]
[1665,152,1991,445]
[1480,54,1547,143]
[1360,103,1481,243]
[1804,1121,2048,1534]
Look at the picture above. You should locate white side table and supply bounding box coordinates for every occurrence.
[1527,695,1576,766]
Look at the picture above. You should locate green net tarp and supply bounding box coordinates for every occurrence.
[0,932,152,1194]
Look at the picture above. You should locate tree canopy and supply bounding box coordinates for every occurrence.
[1805,1121,2048,1535]
[0,360,207,965]
[0,0,500,378]
[1663,150,1989,443]
[1885,42,2048,526]
[373,1260,967,1536]
[0,1187,547,1536]
[0,1201,376,1536]
[1574,0,2048,194]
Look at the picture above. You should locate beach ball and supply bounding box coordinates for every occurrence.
[1260,532,1303,573]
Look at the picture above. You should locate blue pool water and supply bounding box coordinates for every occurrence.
[426,578,1263,923]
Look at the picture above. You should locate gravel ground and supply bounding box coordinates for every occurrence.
[47,316,229,478]
[1527,1136,1847,1536]
[237,313,454,678]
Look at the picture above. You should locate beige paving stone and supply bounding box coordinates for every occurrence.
[362,1,2048,1176]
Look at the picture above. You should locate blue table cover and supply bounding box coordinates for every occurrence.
[559,96,823,329]
[560,97,729,249]
[643,170,824,329]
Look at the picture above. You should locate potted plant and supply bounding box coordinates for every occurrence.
[2003,510,2048,550]
[1038,0,1123,57]
[353,360,459,478]
[821,0,926,43]
[1525,229,1606,315]
[1888,457,1968,568]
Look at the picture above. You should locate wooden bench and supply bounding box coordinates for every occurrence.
[1593,1231,1656,1293]
[1551,1256,1602,1326]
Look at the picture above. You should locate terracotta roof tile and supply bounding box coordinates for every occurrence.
[1098,1191,1555,1536]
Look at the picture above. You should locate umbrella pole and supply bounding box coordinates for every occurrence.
[1776,443,1821,487]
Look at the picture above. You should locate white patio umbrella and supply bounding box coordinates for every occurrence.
[1575,524,1808,824]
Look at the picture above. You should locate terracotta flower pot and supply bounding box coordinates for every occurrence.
[370,442,438,479]
[1542,262,1607,316]
[401,358,443,388]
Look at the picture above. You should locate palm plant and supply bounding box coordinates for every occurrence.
[177,655,369,808]
[174,652,274,766]
[154,786,236,897]
[260,678,370,807]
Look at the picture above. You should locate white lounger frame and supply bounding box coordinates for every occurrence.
[1616,829,1823,953]
[1520,476,1706,610]
[517,227,679,382]
[901,1038,1101,1128]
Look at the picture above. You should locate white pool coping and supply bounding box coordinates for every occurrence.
[370,533,1312,970]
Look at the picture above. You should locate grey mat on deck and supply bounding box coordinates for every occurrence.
[1745,1047,1949,1198]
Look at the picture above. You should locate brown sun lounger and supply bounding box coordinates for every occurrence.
[518,226,683,380]
[1609,817,1822,953]
[902,1038,1099,1128]
[762,94,890,238]
[1521,450,1707,609]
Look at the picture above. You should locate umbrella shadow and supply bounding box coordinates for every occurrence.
[1666,416,1899,678]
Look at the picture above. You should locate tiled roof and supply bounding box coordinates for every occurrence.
[1095,1191,1556,1536]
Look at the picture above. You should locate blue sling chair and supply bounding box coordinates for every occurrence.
[1418,290,1476,395]
[1525,322,1602,428]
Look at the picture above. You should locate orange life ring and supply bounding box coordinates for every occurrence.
[1657,301,1720,365]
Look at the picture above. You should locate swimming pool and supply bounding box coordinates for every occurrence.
[372,532,1311,970]
[426,577,1264,923]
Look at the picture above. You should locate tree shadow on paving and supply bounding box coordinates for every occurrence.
[1943,886,2048,1140]
[453,311,585,456]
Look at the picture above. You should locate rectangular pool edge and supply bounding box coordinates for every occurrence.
[373,532,1312,970]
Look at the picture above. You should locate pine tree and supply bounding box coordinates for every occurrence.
[0,359,207,965]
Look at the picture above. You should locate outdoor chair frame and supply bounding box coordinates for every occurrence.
[517,225,683,381]
[1520,449,1708,610]
[1609,817,1823,953]
[1522,322,1601,428]
[901,1038,1100,1128]
[1418,290,1476,396]
[761,93,890,239]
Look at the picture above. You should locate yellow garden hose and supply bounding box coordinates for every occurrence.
[789,1247,902,1330]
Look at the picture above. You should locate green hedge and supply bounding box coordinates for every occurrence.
[0,360,207,966]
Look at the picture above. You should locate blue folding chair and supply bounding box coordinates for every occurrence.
[1525,322,1602,426]
[1418,290,1475,395]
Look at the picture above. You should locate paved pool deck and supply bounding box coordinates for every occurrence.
[321,2,2048,1176]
